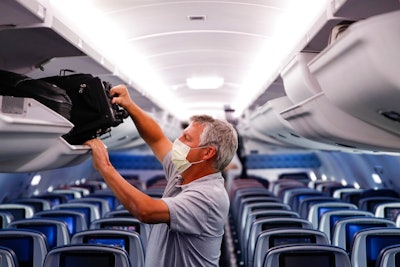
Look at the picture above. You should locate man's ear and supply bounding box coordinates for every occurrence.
[204,146,217,160]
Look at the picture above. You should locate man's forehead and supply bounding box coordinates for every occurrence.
[183,122,203,135]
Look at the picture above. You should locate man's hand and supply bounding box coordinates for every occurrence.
[85,138,111,172]
[110,84,134,110]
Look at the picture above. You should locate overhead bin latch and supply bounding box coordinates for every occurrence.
[1,96,26,115]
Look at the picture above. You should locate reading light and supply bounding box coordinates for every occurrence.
[372,173,382,184]
[186,77,224,90]
[31,175,41,186]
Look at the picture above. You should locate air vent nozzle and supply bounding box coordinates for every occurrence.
[187,15,206,21]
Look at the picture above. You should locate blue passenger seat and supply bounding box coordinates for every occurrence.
[72,229,145,267]
[246,217,313,267]
[52,203,101,227]
[375,244,400,267]
[253,228,329,267]
[43,244,131,267]
[34,210,87,236]
[90,217,150,250]
[331,217,395,253]
[8,218,70,249]
[351,227,400,267]
[0,246,19,267]
[263,244,351,267]
[0,229,48,267]
[318,209,374,242]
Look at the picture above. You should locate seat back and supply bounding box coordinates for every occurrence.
[331,217,395,252]
[274,181,307,201]
[0,204,35,221]
[89,191,120,211]
[52,189,83,200]
[282,187,316,205]
[239,202,291,234]
[247,217,313,267]
[104,209,135,218]
[351,227,400,267]
[0,211,13,228]
[34,210,87,236]
[237,196,280,223]
[263,244,351,267]
[358,197,400,212]
[292,192,329,213]
[68,197,111,217]
[353,189,398,208]
[376,244,400,267]
[90,217,150,249]
[0,246,19,267]
[52,203,101,227]
[0,229,48,267]
[269,179,304,194]
[318,209,374,242]
[307,202,358,228]
[32,193,69,207]
[72,229,145,267]
[232,188,274,221]
[253,229,329,267]
[332,188,364,200]
[375,202,400,220]
[241,210,300,254]
[298,197,342,219]
[8,218,70,249]
[12,198,52,212]
[43,244,131,267]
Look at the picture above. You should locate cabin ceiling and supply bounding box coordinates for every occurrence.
[43,0,328,121]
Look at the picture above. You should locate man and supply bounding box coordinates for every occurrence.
[85,84,238,267]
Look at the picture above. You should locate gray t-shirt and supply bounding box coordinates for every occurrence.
[144,152,230,267]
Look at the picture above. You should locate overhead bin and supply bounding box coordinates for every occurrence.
[249,96,349,152]
[0,0,45,26]
[102,117,142,151]
[309,10,400,137]
[332,0,400,20]
[236,113,291,148]
[303,0,400,53]
[281,92,400,153]
[0,96,90,172]
[281,52,320,103]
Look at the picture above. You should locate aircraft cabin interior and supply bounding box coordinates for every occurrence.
[1,0,400,266]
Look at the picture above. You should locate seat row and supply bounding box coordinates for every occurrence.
[0,228,143,267]
[228,176,400,267]
[0,182,160,267]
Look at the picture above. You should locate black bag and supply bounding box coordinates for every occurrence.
[41,72,128,145]
[0,70,72,120]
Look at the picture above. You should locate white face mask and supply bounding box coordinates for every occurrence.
[171,139,207,173]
